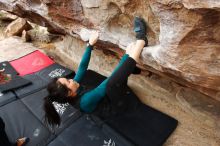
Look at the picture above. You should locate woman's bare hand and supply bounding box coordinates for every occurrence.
[89,31,99,46]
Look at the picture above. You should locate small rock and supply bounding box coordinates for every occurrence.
[0,10,18,22]
[4,18,32,37]
[21,30,31,42]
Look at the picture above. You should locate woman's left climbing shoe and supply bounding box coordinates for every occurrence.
[134,16,148,46]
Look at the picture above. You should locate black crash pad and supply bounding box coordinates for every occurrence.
[80,70,178,146]
[0,75,31,92]
[0,61,31,92]
[48,115,134,146]
[35,63,75,83]
[14,74,48,98]
[0,61,18,76]
[21,89,81,134]
[106,103,178,146]
[0,91,16,107]
[0,100,52,146]
[81,70,107,87]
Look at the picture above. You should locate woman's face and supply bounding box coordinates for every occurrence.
[58,78,80,97]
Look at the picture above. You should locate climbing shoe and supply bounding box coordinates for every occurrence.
[134,17,148,46]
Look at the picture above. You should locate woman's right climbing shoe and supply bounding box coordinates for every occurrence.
[134,17,148,46]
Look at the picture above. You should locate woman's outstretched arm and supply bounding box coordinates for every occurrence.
[74,32,99,83]
[73,45,93,83]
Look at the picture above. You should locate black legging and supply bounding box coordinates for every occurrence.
[94,56,137,118]
[107,57,136,90]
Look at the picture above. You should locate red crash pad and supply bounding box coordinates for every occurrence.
[10,50,54,76]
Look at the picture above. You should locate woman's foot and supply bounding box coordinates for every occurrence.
[134,17,148,46]
[16,137,30,146]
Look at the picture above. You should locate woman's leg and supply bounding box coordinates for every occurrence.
[127,40,145,62]
[107,40,145,89]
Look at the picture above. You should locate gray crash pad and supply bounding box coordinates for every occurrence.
[35,63,75,83]
[21,89,81,134]
[14,74,48,98]
[0,100,52,146]
[0,91,16,107]
[48,115,134,146]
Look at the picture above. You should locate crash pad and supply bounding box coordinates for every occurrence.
[0,75,31,92]
[0,100,52,146]
[21,89,81,134]
[48,115,134,146]
[80,70,178,146]
[14,74,48,98]
[10,50,54,76]
[35,63,75,83]
[0,91,16,107]
[0,61,18,76]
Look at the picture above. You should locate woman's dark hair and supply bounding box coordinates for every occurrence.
[44,78,71,127]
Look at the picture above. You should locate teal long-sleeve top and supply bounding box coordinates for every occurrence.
[73,45,129,113]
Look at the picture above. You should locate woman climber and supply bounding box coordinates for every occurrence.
[43,17,148,127]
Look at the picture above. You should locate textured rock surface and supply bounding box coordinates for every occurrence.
[0,0,219,100]
[143,1,220,101]
[4,18,32,37]
[0,10,17,21]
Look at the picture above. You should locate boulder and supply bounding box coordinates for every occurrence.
[4,18,32,37]
[21,30,31,42]
[0,10,17,21]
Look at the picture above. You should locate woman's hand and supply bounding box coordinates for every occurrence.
[89,31,99,46]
